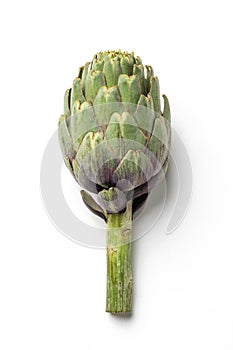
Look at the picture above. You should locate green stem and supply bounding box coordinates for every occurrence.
[106,202,133,313]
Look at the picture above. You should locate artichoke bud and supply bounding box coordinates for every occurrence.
[58,50,171,217]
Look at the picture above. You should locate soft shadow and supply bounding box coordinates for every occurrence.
[133,128,192,238]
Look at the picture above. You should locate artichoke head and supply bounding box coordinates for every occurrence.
[58,50,171,219]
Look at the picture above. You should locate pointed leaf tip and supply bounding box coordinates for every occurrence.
[162,94,171,122]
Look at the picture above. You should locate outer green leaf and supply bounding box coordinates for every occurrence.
[98,187,127,213]
[145,65,154,93]
[64,89,71,117]
[133,64,146,94]
[104,112,122,136]
[153,116,168,146]
[71,100,81,116]
[134,94,155,136]
[114,149,154,188]
[118,74,141,113]
[91,59,104,72]
[105,113,125,160]
[119,112,147,147]
[71,77,85,107]
[76,131,116,186]
[70,102,98,149]
[150,76,161,113]
[120,56,133,75]
[94,86,123,129]
[105,112,147,158]
[81,62,90,93]
[58,115,75,160]
[84,71,106,102]
[148,116,168,164]
[103,58,122,87]
[162,94,171,123]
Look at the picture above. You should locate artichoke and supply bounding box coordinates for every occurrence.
[58,50,171,313]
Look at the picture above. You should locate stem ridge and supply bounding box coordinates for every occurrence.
[106,202,133,313]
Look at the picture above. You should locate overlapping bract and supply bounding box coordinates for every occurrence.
[58,50,171,218]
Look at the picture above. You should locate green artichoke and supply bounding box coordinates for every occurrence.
[58,50,171,313]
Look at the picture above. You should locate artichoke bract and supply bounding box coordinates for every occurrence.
[58,50,171,313]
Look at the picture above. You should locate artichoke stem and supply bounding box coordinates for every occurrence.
[106,201,133,313]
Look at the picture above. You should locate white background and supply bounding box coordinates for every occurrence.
[1,0,233,349]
